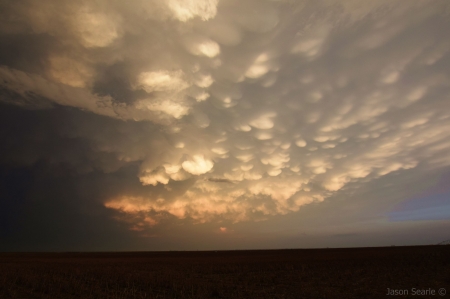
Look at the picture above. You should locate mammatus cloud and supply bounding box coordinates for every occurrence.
[164,0,219,22]
[1,0,450,231]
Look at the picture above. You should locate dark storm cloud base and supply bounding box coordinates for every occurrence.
[1,246,449,299]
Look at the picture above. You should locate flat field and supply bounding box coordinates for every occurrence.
[1,246,449,298]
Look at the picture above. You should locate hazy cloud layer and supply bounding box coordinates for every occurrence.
[1,0,450,236]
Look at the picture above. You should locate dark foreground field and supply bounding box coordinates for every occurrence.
[0,246,449,299]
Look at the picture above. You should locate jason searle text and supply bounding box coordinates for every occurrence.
[387,288,446,296]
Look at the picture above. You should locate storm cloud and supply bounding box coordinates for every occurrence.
[1,0,450,250]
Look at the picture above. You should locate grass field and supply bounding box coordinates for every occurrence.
[1,245,449,298]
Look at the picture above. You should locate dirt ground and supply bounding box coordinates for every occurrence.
[0,245,449,298]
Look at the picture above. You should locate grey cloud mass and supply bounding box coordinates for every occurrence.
[1,0,450,250]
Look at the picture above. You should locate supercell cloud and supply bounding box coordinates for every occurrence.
[0,0,450,246]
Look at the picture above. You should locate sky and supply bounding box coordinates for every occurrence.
[1,0,450,251]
